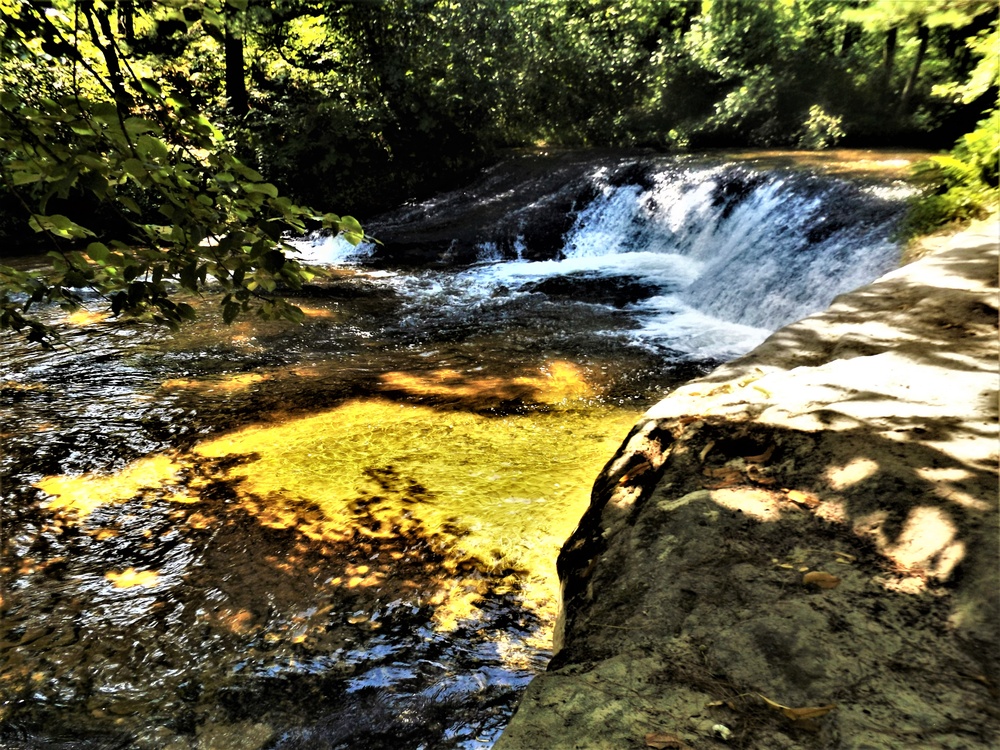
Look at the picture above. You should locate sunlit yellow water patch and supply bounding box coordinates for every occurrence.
[37,455,182,516]
[34,390,641,633]
[297,305,340,319]
[379,360,593,407]
[196,395,639,620]
[64,310,110,326]
[106,568,160,588]
[718,149,935,179]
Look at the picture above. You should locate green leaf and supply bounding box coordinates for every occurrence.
[240,181,279,198]
[29,214,95,239]
[119,196,142,214]
[12,171,42,185]
[138,78,162,97]
[137,134,170,161]
[262,250,285,272]
[339,215,365,245]
[86,242,111,264]
[122,158,146,179]
[283,304,305,324]
[70,123,98,137]
[232,163,264,181]
[77,155,108,172]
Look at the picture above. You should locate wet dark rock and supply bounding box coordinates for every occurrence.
[0,723,134,750]
[269,685,518,750]
[362,149,653,267]
[711,167,768,219]
[522,274,663,308]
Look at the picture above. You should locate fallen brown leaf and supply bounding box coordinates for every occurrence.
[699,440,716,462]
[758,694,837,722]
[618,459,654,485]
[746,464,777,485]
[702,465,743,489]
[784,705,838,721]
[744,444,775,463]
[802,571,841,589]
[645,731,690,749]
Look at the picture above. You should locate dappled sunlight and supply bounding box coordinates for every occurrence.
[64,310,110,326]
[33,394,639,633]
[195,395,636,617]
[917,466,993,511]
[825,457,879,490]
[37,454,183,516]
[710,487,783,521]
[875,506,966,582]
[105,568,161,588]
[379,359,594,408]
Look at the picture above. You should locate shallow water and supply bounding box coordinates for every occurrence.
[0,151,920,748]
[2,277,699,749]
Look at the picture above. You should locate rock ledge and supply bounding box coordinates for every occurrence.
[496,221,999,750]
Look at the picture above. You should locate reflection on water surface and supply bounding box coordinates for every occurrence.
[1,280,690,749]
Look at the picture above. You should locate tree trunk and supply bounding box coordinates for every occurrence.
[839,23,860,56]
[118,0,134,45]
[83,3,132,115]
[225,3,249,118]
[898,24,930,116]
[882,26,897,94]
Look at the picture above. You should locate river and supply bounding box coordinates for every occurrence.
[0,150,923,749]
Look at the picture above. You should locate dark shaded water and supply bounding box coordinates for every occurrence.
[0,151,919,748]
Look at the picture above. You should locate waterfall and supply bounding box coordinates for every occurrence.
[295,155,916,363]
[562,164,910,330]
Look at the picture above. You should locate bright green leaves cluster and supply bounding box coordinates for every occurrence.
[845,1,999,233]
[0,1,363,345]
[906,108,1000,235]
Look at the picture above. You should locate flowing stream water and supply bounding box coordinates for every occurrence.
[0,151,920,749]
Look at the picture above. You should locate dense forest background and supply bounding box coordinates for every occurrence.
[0,0,997,339]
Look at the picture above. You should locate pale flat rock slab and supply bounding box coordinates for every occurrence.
[497,221,999,750]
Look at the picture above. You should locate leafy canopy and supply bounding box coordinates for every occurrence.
[0,0,363,345]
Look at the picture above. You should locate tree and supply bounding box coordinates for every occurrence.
[0,1,362,345]
[906,3,999,231]
[843,0,998,121]
[224,0,250,117]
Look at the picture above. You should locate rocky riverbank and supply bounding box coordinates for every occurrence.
[496,219,999,750]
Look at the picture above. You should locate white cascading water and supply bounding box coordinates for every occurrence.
[295,161,916,363]
[547,164,914,359]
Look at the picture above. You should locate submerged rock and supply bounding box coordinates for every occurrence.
[523,274,662,308]
[496,220,1000,749]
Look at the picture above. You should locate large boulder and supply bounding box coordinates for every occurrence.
[497,220,999,749]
